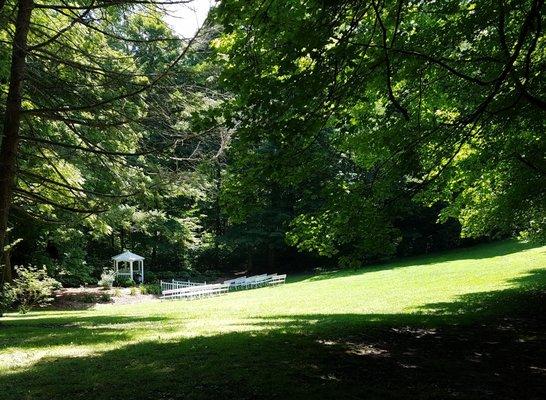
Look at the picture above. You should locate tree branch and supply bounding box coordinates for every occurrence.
[371,0,410,120]
[14,187,108,213]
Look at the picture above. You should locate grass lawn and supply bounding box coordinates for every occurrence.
[1,240,546,399]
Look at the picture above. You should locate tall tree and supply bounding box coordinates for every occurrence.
[0,0,34,280]
[0,0,206,281]
[212,0,546,262]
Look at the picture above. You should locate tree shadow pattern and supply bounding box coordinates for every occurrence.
[1,269,546,399]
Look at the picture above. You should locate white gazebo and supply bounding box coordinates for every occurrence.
[112,251,145,282]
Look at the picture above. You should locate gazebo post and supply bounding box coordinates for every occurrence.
[141,260,144,283]
[129,260,133,281]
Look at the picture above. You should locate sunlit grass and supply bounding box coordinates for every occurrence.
[1,240,545,399]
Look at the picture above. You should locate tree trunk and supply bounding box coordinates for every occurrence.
[267,181,280,273]
[0,0,34,283]
[152,231,158,264]
[214,161,222,270]
[120,229,125,251]
[3,249,12,283]
[267,243,276,272]
[246,251,253,273]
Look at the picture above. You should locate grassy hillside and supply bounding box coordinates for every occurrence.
[1,240,546,399]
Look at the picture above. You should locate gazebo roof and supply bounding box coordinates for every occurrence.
[112,251,145,262]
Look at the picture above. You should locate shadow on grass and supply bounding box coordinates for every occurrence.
[0,315,168,350]
[290,240,541,284]
[1,270,546,399]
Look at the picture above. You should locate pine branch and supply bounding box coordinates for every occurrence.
[14,187,108,213]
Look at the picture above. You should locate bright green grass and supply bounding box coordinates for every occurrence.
[1,240,546,399]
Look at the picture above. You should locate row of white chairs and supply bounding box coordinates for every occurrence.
[160,273,287,301]
[159,279,206,292]
[160,282,229,300]
[223,273,286,290]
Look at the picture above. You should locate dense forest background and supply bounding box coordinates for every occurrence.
[1,0,544,286]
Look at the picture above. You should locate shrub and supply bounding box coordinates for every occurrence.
[140,283,161,295]
[0,284,16,317]
[194,269,221,283]
[113,288,122,297]
[151,269,221,283]
[65,292,112,303]
[114,277,135,287]
[129,286,138,296]
[99,292,112,302]
[143,271,157,283]
[49,258,94,287]
[98,270,115,289]
[42,238,94,287]
[155,270,180,281]
[8,266,61,313]
[78,293,98,303]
